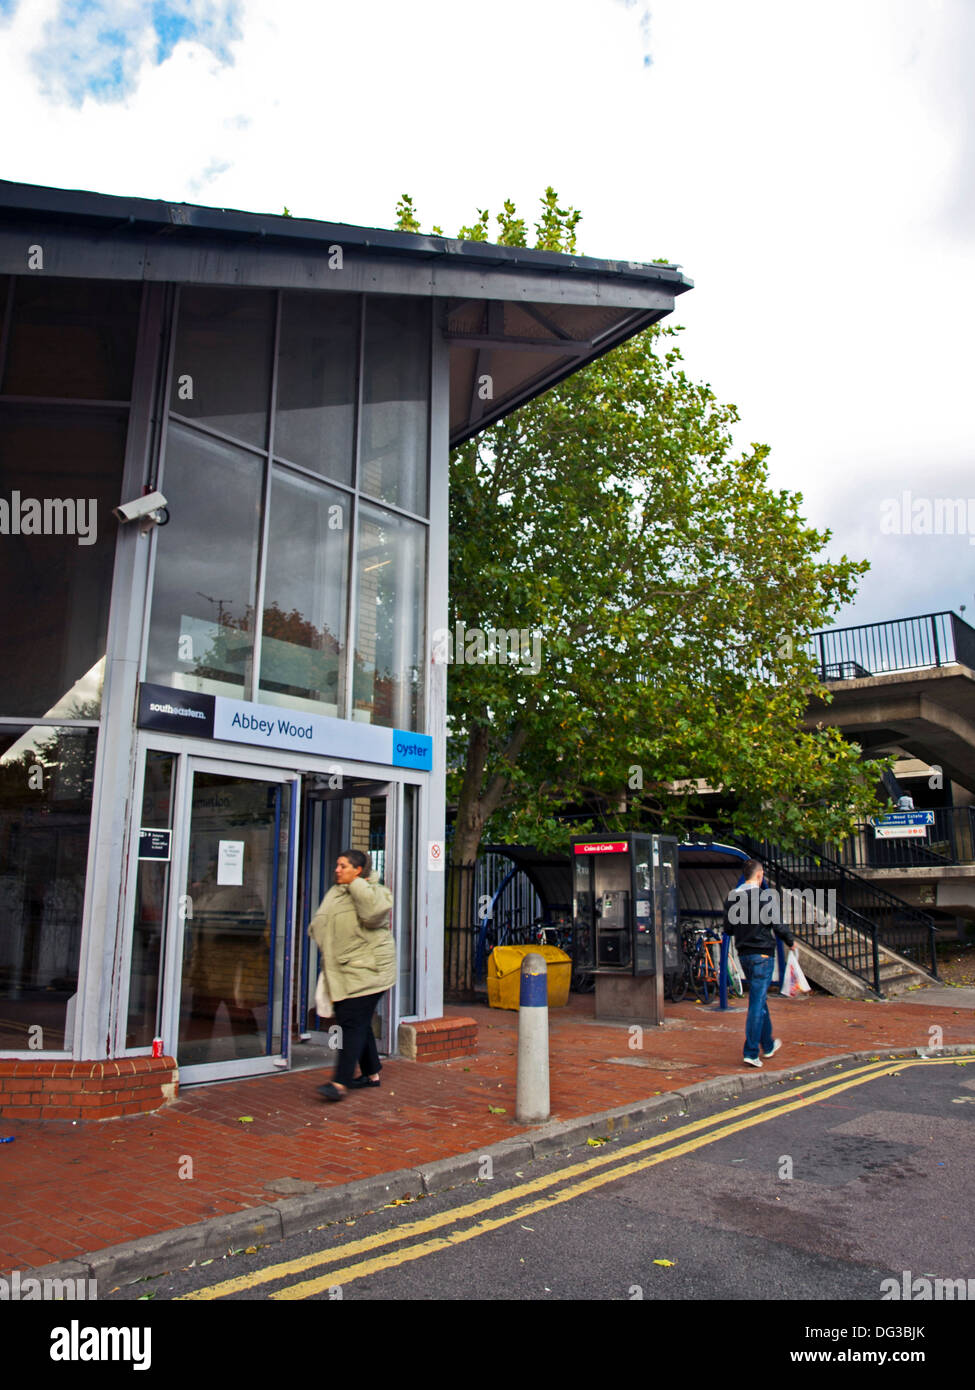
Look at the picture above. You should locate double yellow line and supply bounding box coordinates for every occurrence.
[179,1055,971,1300]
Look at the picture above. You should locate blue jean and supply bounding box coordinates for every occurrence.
[740,952,775,1060]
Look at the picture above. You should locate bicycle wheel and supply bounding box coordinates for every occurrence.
[669,959,690,1003]
[690,951,710,1003]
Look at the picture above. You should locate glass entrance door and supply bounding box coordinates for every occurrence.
[163,758,298,1082]
[296,779,395,1056]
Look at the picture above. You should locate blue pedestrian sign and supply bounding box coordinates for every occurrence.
[869,811,935,840]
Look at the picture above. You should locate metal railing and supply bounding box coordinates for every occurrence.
[808,611,975,681]
[738,836,940,991]
[443,854,580,998]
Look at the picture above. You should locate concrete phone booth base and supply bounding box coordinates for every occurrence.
[595,972,664,1026]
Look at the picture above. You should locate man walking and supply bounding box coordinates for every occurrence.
[723,858,795,1068]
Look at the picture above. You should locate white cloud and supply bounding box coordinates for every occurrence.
[0,0,972,631]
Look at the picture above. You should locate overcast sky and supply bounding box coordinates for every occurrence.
[1,0,972,633]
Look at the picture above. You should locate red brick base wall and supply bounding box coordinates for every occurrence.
[397,1016,477,1063]
[0,1057,178,1121]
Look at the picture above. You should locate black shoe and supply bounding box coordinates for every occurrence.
[349,1075,381,1089]
[317,1082,346,1102]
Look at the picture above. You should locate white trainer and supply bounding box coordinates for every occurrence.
[742,1056,763,1068]
[763,1039,782,1059]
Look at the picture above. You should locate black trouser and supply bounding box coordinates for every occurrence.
[332,992,383,1087]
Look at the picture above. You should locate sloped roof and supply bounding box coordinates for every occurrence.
[0,179,693,445]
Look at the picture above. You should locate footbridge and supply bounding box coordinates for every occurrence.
[805,611,975,927]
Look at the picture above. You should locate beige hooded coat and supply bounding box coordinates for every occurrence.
[308,873,395,1003]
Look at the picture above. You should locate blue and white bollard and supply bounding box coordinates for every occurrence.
[516,952,550,1123]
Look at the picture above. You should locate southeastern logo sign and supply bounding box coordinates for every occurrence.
[139,684,432,770]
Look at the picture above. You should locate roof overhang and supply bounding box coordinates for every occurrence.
[0,180,693,447]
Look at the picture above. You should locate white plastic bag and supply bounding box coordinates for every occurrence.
[781,948,811,998]
[315,970,333,1018]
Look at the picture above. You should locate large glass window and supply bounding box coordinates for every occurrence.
[170,287,273,447]
[353,504,426,729]
[0,724,98,1051]
[260,468,350,714]
[146,423,263,697]
[360,297,429,515]
[148,287,430,730]
[0,406,129,717]
[274,291,357,484]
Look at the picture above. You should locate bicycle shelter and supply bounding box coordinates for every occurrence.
[571,835,679,1025]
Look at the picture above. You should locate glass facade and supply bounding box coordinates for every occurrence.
[0,724,99,1051]
[0,274,142,1051]
[0,270,433,1066]
[0,407,128,717]
[148,286,430,729]
[145,423,264,698]
[353,504,426,729]
[260,468,349,713]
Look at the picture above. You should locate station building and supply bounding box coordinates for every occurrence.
[0,179,690,1108]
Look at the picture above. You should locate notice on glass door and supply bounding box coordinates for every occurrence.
[217,839,245,886]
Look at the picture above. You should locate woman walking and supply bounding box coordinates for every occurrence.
[309,849,395,1102]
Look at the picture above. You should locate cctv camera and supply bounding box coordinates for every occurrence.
[113,491,168,525]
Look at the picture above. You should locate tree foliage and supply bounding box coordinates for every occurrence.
[395,191,884,863]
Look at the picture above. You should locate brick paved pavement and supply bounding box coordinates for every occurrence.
[1,989,973,1273]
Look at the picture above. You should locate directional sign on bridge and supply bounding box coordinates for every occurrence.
[869,810,935,839]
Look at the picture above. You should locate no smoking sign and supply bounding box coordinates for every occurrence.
[427,840,445,872]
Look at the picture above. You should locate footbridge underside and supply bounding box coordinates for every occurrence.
[806,664,975,794]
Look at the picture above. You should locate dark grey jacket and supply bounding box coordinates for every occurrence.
[722,884,795,955]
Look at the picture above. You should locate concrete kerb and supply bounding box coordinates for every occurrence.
[25,1046,975,1290]
[417,1138,535,1192]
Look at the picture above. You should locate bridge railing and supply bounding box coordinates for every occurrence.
[808,611,975,680]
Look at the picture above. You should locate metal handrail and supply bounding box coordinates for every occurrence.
[808,611,975,681]
[737,836,940,990]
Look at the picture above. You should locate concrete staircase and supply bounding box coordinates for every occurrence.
[782,891,938,1000]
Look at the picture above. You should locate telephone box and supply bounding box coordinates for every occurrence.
[572,835,679,1025]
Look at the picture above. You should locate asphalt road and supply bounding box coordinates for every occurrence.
[103,1056,973,1312]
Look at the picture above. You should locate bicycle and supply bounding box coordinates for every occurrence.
[680,922,722,1003]
[664,953,692,1003]
[681,922,744,1002]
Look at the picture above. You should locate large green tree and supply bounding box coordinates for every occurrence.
[396,191,882,873]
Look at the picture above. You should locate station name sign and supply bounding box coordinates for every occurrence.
[137,683,432,771]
